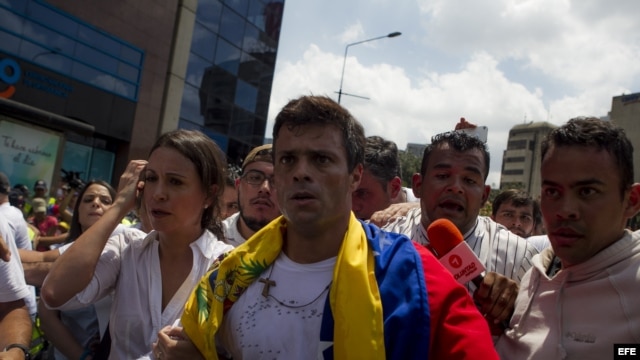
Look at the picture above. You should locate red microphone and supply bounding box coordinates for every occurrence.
[426,218,485,287]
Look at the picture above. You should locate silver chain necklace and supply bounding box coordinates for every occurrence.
[259,264,332,309]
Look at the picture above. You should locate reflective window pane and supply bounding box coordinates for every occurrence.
[202,66,236,103]
[261,0,283,41]
[117,62,139,83]
[89,147,115,183]
[253,118,267,142]
[196,0,223,31]
[191,22,217,61]
[113,79,134,98]
[78,25,120,56]
[255,87,271,116]
[26,22,75,57]
[214,39,241,75]
[229,107,253,140]
[61,142,92,181]
[2,0,27,13]
[225,0,249,17]
[0,7,24,34]
[234,79,257,112]
[75,43,118,74]
[185,54,212,88]
[246,0,265,32]
[27,2,78,38]
[219,6,244,48]
[33,52,73,74]
[242,22,260,54]
[238,52,260,86]
[204,100,232,134]
[180,83,205,125]
[120,46,142,65]
[72,61,113,91]
[0,30,21,55]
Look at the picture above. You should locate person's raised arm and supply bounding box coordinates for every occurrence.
[369,202,420,227]
[58,188,76,224]
[41,160,147,307]
[34,233,68,249]
[20,248,61,287]
[0,299,31,357]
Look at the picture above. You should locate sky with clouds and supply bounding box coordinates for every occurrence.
[265,0,640,188]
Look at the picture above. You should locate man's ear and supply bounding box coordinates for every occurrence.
[623,183,640,220]
[411,173,422,199]
[350,164,363,191]
[389,176,402,199]
[481,185,491,205]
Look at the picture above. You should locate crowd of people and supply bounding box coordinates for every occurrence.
[1,94,639,360]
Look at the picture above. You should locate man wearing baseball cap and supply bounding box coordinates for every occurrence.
[29,198,58,251]
[222,144,280,247]
[33,180,47,200]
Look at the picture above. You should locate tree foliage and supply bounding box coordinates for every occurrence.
[398,150,421,187]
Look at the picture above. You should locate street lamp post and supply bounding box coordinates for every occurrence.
[337,31,401,104]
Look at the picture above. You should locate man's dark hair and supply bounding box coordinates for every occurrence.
[272,95,365,172]
[8,189,24,208]
[541,117,634,195]
[13,184,29,197]
[420,131,490,180]
[491,189,540,225]
[364,136,401,187]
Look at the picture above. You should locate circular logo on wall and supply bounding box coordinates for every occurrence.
[0,58,21,99]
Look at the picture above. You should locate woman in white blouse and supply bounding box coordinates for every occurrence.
[41,129,234,359]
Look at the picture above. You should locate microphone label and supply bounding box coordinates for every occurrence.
[438,242,485,285]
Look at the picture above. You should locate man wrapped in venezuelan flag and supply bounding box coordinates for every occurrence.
[161,96,498,359]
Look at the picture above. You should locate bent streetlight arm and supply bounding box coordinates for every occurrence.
[337,32,402,104]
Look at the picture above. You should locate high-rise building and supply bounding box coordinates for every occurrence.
[405,143,426,158]
[0,0,284,190]
[499,121,557,197]
[610,92,640,183]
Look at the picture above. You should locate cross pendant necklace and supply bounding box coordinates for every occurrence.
[258,276,276,298]
[258,262,332,308]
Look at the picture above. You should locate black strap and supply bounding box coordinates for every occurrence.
[4,343,31,360]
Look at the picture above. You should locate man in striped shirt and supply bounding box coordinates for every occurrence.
[384,131,538,334]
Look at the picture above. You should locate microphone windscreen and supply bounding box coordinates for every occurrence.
[427,218,464,257]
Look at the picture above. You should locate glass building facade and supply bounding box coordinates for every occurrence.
[179,0,284,166]
[0,0,145,186]
[0,0,144,101]
[0,0,284,192]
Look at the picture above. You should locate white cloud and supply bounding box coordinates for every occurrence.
[268,47,549,187]
[339,22,366,44]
